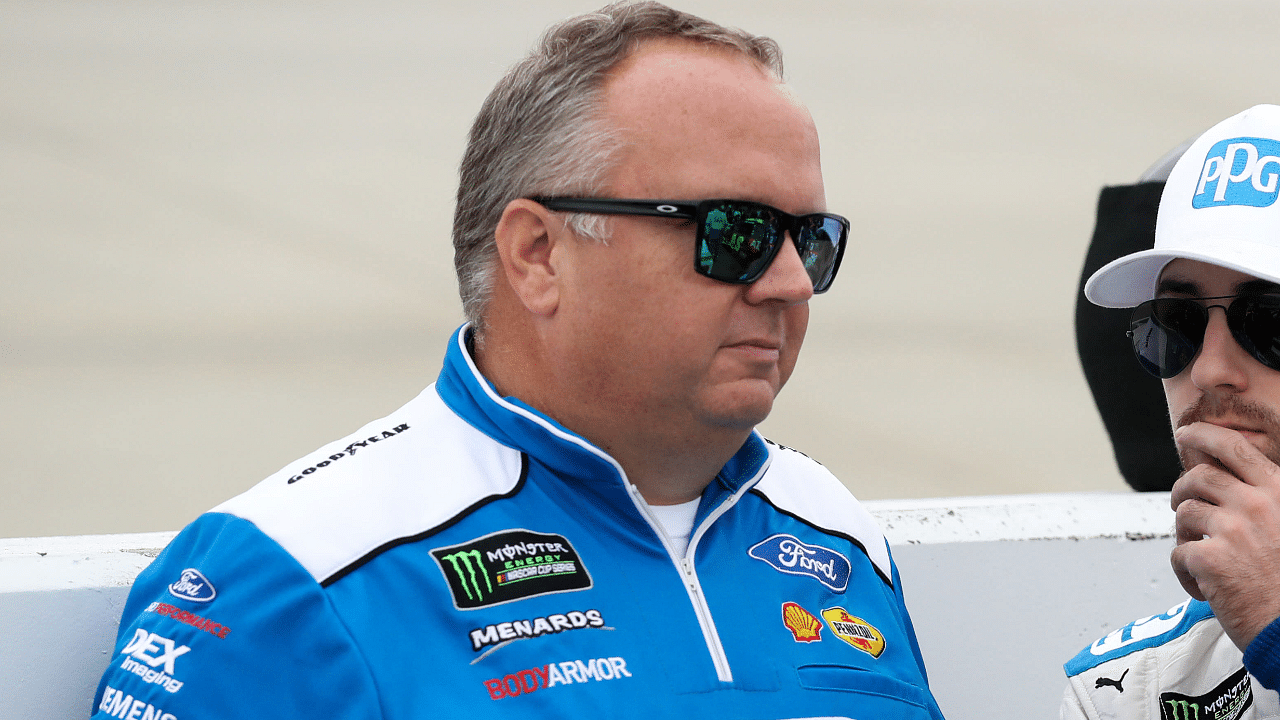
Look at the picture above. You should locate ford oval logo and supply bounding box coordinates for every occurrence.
[169,568,217,603]
[748,534,851,593]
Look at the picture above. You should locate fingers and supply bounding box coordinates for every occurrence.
[1169,461,1227,604]
[1167,424,1280,653]
[1170,464,1239,511]
[1170,545,1207,602]
[1174,422,1280,488]
[1173,492,1213,544]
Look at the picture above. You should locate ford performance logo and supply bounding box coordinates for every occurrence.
[1194,137,1280,208]
[748,534,851,593]
[169,568,217,603]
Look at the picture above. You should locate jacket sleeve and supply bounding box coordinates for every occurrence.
[1059,677,1099,720]
[1244,614,1280,691]
[90,512,381,720]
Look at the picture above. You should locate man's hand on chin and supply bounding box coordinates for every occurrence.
[1170,421,1280,652]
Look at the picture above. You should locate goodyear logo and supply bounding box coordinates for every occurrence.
[1194,137,1280,208]
[431,530,591,610]
[821,607,885,658]
[781,602,822,643]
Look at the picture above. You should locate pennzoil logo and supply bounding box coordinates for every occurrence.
[431,530,591,610]
[821,607,885,658]
[781,602,822,643]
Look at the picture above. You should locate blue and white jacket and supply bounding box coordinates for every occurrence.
[1062,599,1280,720]
[91,326,943,720]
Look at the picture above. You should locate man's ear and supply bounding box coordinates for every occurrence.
[493,199,565,317]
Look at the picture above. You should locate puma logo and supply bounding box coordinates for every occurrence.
[1095,669,1129,693]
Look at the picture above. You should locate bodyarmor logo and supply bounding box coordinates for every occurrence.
[168,568,216,603]
[1193,137,1280,208]
[1159,667,1253,720]
[431,530,591,610]
[484,657,632,700]
[748,534,851,592]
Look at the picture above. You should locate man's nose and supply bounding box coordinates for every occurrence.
[1189,306,1250,392]
[746,235,814,305]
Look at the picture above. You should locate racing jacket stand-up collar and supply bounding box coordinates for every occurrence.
[432,324,773,552]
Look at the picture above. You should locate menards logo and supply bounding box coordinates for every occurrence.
[469,609,604,651]
[431,529,591,609]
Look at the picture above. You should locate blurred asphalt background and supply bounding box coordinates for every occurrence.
[4,0,1277,537]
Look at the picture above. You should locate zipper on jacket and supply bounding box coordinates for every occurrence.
[678,557,732,681]
[627,483,734,683]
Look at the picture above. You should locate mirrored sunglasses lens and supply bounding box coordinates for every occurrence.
[1234,295,1280,370]
[698,203,780,282]
[1130,299,1204,378]
[797,218,844,292]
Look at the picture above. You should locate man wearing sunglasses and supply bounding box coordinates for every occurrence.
[90,3,942,719]
[1062,105,1280,719]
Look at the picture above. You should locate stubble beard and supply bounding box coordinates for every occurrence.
[1175,393,1280,469]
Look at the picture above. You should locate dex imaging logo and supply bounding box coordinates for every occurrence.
[1193,137,1280,208]
[118,628,190,693]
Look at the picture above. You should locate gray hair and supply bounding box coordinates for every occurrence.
[451,1,784,333]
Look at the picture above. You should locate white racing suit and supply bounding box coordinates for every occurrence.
[1062,598,1280,720]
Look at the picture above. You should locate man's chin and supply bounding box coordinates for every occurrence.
[696,385,778,432]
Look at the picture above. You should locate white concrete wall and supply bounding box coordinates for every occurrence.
[868,493,1184,719]
[0,493,1186,720]
[22,0,1280,540]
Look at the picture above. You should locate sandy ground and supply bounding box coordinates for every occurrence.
[4,0,1276,538]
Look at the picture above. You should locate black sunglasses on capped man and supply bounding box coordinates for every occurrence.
[1129,293,1280,378]
[532,197,850,294]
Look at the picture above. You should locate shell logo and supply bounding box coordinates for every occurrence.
[821,607,886,658]
[781,602,822,643]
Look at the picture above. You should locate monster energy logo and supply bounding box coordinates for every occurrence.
[1159,667,1253,720]
[439,550,492,602]
[1163,700,1199,720]
[432,529,592,610]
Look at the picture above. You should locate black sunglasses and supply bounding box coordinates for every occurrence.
[531,197,849,293]
[1129,294,1280,378]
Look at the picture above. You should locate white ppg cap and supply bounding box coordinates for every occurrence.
[1085,104,1280,308]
